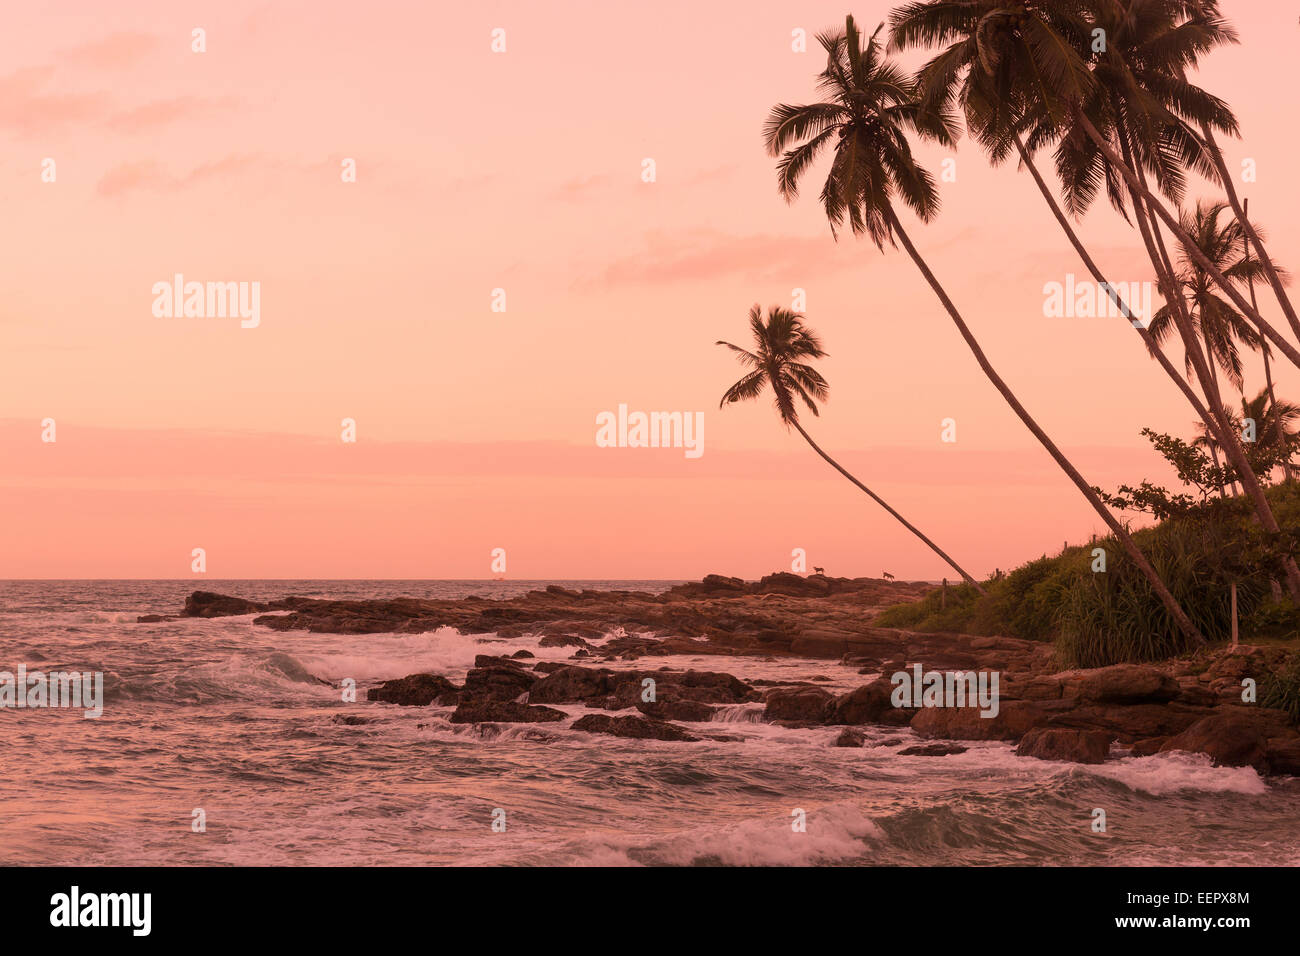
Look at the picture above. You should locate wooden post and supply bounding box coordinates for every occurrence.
[1231,582,1239,648]
[941,577,948,610]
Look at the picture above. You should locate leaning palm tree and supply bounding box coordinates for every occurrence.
[1148,200,1268,494]
[1149,201,1268,402]
[764,15,1203,643]
[888,0,1255,506]
[1058,0,1300,373]
[717,305,986,594]
[1049,0,1300,597]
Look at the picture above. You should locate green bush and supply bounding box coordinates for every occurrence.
[874,485,1296,666]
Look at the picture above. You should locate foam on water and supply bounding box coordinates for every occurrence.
[2,579,1298,866]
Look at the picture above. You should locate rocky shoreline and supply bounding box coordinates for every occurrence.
[158,575,1300,776]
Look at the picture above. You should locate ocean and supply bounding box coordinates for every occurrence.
[2,579,1297,866]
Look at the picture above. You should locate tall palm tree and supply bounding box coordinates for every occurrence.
[1149,201,1267,404]
[765,15,1203,642]
[716,305,986,594]
[888,0,1249,507]
[1059,0,1300,373]
[1185,1,1300,345]
[1049,0,1300,596]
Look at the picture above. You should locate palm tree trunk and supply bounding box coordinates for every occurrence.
[882,204,1206,645]
[1011,133,1240,501]
[1244,198,1291,484]
[1118,129,1300,600]
[1201,123,1300,344]
[1201,333,1233,497]
[1074,110,1300,372]
[787,419,987,595]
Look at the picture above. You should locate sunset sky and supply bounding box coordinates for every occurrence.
[3,0,1297,579]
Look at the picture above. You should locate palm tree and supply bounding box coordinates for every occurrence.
[1148,200,1267,494]
[1049,0,1300,596]
[1059,0,1300,373]
[1194,389,1300,483]
[717,305,986,593]
[1149,201,1267,402]
[1185,1,1300,345]
[765,15,1203,642]
[888,0,1250,506]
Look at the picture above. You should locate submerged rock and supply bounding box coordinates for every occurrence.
[897,743,968,757]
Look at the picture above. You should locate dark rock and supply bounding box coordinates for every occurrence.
[570,714,698,742]
[764,686,834,723]
[538,633,592,648]
[829,678,908,725]
[332,714,371,725]
[898,743,968,756]
[530,665,616,703]
[1074,664,1179,705]
[449,701,566,724]
[462,658,535,702]
[184,591,269,618]
[366,673,460,706]
[1130,737,1167,757]
[833,728,866,748]
[636,699,715,722]
[909,699,1050,741]
[1016,727,1113,764]
[1158,709,1290,770]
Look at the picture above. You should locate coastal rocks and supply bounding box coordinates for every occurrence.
[1016,728,1113,765]
[1043,702,1207,743]
[909,699,1050,741]
[834,728,867,747]
[184,591,270,617]
[1157,708,1294,770]
[763,686,834,723]
[829,678,910,726]
[790,628,861,658]
[461,656,536,702]
[366,673,461,706]
[570,714,699,742]
[898,743,968,757]
[635,699,715,722]
[449,701,566,724]
[754,572,833,597]
[1071,664,1180,705]
[530,665,617,703]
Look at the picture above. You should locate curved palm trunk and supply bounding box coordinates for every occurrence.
[1074,111,1300,372]
[1013,133,1235,498]
[882,204,1206,645]
[1201,123,1300,344]
[1117,132,1300,600]
[1244,198,1292,485]
[788,418,987,595]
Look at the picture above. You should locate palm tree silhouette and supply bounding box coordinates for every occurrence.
[764,14,1202,642]
[717,304,986,594]
[888,0,1240,489]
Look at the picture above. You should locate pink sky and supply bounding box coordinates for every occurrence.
[3,1,1297,579]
